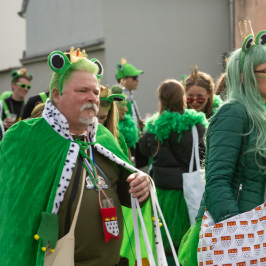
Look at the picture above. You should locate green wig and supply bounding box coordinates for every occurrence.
[227,44,266,172]
[49,58,99,103]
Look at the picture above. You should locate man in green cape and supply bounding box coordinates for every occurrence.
[0,47,154,266]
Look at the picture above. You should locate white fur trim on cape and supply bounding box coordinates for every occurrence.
[42,99,98,214]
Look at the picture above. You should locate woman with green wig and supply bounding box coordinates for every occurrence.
[179,24,266,265]
[139,79,207,265]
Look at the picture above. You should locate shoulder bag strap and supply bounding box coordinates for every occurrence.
[2,100,10,118]
[64,154,83,235]
[39,92,48,103]
[164,139,189,172]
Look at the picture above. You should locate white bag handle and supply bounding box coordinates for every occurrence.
[132,186,180,266]
[189,125,200,173]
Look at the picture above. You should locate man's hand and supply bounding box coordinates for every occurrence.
[127,173,150,203]
[3,117,15,129]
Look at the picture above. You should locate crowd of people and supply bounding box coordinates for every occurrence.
[1,20,266,266]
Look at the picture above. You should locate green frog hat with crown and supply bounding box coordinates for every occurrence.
[48,47,104,95]
[239,20,266,72]
[10,68,33,82]
[116,58,144,80]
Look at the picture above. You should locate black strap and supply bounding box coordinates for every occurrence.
[64,154,83,235]
[164,139,189,172]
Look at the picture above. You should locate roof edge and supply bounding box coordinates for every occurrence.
[18,0,28,18]
[20,38,105,65]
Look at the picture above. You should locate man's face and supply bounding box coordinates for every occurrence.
[123,76,139,91]
[12,77,30,100]
[53,70,100,131]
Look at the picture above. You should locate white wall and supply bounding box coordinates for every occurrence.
[102,0,231,117]
[26,0,104,57]
[0,0,25,71]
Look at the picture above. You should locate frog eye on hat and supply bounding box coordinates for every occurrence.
[255,30,266,46]
[108,94,125,102]
[116,63,123,71]
[10,70,19,79]
[242,34,254,53]
[91,58,104,79]
[48,51,71,75]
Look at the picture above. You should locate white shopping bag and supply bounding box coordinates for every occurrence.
[131,186,180,266]
[183,125,205,225]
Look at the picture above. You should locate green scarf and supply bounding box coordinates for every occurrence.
[144,109,208,143]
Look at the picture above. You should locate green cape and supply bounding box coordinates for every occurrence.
[0,117,155,266]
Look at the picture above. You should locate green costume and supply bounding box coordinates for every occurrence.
[143,109,207,254]
[0,99,155,266]
[178,101,266,265]
[118,114,139,148]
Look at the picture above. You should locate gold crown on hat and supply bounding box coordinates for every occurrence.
[121,58,127,65]
[190,65,200,82]
[19,68,26,75]
[68,47,87,63]
[239,20,254,43]
[100,85,109,98]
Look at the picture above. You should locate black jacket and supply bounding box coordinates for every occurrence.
[140,123,206,190]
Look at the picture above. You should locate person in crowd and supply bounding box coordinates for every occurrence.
[139,79,207,265]
[185,65,223,119]
[0,47,151,266]
[97,85,129,157]
[1,68,32,129]
[116,58,148,169]
[22,91,49,119]
[215,72,227,101]
[30,102,45,118]
[117,94,139,162]
[179,26,266,265]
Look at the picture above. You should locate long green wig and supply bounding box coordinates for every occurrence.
[227,45,266,172]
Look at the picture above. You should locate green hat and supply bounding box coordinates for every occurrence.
[10,68,33,82]
[116,58,144,80]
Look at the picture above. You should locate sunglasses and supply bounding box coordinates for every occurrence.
[187,97,206,104]
[127,76,138,81]
[254,70,266,74]
[16,82,31,89]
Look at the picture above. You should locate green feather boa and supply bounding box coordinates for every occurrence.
[213,94,223,114]
[144,109,208,143]
[118,114,139,148]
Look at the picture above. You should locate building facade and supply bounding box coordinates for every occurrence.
[1,0,234,117]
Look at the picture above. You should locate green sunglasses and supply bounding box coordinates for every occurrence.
[16,82,31,89]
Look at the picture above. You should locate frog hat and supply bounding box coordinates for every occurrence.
[48,47,104,94]
[10,68,33,82]
[116,58,144,80]
[100,85,125,103]
[239,20,266,72]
